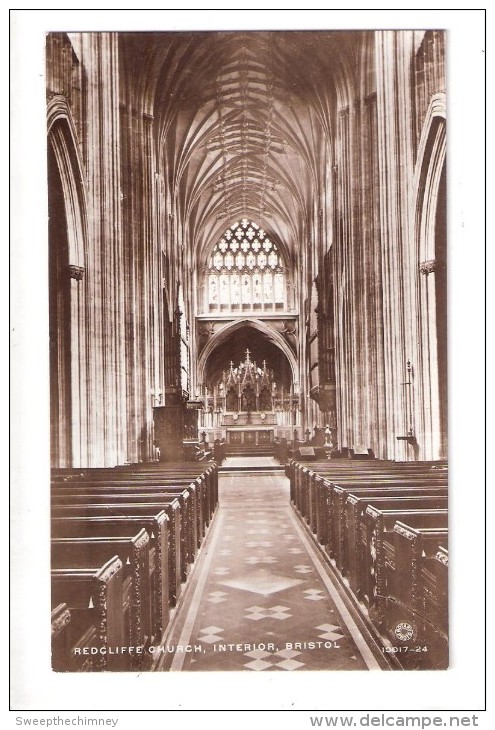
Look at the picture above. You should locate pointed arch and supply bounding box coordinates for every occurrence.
[197,318,299,388]
[47,96,88,466]
[413,93,447,460]
[47,96,88,269]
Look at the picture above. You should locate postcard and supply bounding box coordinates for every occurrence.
[10,8,487,717]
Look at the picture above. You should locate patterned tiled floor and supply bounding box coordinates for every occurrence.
[158,464,383,672]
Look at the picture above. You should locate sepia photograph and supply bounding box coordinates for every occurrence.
[10,7,487,718]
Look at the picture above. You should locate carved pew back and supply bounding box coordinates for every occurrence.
[51,531,151,669]
[390,522,449,667]
[52,490,191,581]
[52,514,169,638]
[343,492,448,581]
[51,556,124,671]
[53,483,199,561]
[363,506,448,627]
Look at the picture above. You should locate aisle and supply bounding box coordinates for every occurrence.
[158,464,385,672]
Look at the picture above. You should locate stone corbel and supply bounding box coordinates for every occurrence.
[419,259,437,276]
[68,264,85,281]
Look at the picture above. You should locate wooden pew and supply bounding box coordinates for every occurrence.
[428,545,449,642]
[50,462,220,671]
[421,545,449,668]
[342,491,448,579]
[51,603,71,672]
[289,458,446,497]
[288,460,448,571]
[125,462,219,515]
[363,506,448,628]
[389,523,449,668]
[52,533,150,645]
[52,483,198,564]
[52,502,182,607]
[286,458,449,667]
[52,514,169,638]
[286,456,441,486]
[289,464,448,573]
[51,555,124,671]
[52,489,192,580]
[312,472,446,536]
[307,467,446,524]
[51,530,151,670]
[314,480,447,561]
[52,473,213,543]
[52,462,219,524]
[52,467,209,582]
[291,460,447,523]
[312,477,445,552]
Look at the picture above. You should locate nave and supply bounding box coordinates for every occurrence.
[158,457,385,672]
[45,29,450,678]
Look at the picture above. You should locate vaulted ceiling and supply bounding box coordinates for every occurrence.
[120,31,371,267]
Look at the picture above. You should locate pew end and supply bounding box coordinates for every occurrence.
[51,556,125,671]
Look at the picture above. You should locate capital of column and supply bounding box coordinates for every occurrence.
[68,264,85,281]
[419,259,437,276]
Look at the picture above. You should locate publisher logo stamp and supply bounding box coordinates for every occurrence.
[394,621,416,642]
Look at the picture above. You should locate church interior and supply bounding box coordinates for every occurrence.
[47,29,449,674]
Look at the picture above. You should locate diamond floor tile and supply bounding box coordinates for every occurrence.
[274,649,301,660]
[244,649,272,659]
[244,659,272,671]
[219,569,303,595]
[275,658,305,671]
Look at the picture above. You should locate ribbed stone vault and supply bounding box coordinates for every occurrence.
[120,31,366,264]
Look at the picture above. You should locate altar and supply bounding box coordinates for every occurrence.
[199,348,300,451]
[226,428,274,446]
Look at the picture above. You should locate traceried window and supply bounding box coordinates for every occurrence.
[206,219,287,313]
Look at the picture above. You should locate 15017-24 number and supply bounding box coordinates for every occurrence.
[382,646,428,653]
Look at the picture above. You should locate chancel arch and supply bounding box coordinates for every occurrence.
[196,318,299,388]
[196,320,300,446]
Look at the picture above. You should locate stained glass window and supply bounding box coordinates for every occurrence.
[252,273,262,303]
[263,272,273,302]
[274,272,284,303]
[206,220,286,312]
[231,274,240,305]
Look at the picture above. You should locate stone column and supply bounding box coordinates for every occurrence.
[68,265,86,466]
[375,31,416,460]
[81,32,126,466]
